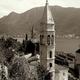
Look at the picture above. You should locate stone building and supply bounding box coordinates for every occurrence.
[39,0,55,80]
[55,64,68,80]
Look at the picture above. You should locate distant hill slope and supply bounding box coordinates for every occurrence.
[0,6,80,36]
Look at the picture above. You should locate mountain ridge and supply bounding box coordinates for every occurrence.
[0,6,80,36]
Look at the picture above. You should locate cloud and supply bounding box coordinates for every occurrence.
[0,0,44,17]
[0,0,80,18]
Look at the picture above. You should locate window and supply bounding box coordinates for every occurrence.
[49,63,52,68]
[51,35,54,45]
[63,72,65,76]
[49,51,52,58]
[40,35,44,44]
[47,35,50,45]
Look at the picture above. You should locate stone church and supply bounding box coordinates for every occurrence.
[30,0,69,80]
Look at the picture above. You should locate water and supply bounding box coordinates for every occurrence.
[16,37,80,54]
[56,38,80,54]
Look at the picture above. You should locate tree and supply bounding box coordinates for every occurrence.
[3,37,21,51]
[21,40,35,56]
[0,37,22,64]
[1,64,8,80]
[9,57,30,80]
[0,48,6,64]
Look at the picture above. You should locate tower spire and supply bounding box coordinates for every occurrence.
[41,0,54,25]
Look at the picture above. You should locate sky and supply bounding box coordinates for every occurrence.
[0,0,80,18]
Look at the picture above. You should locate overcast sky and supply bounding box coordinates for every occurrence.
[0,0,80,18]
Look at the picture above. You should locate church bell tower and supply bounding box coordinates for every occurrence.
[40,0,55,80]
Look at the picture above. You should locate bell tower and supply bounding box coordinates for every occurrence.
[40,0,55,80]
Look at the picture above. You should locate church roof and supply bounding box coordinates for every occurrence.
[41,0,55,25]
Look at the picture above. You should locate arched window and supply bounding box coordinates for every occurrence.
[63,72,65,76]
[49,51,52,58]
[49,63,52,68]
[51,35,54,45]
[40,35,44,44]
[47,35,50,45]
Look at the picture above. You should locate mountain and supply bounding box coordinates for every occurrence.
[0,6,80,36]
